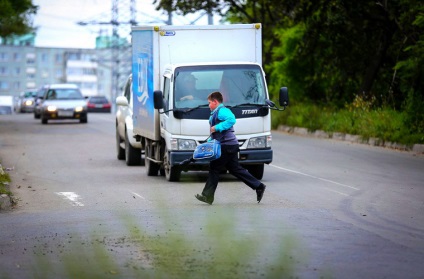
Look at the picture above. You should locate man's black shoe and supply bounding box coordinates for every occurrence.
[195,194,213,205]
[256,184,266,203]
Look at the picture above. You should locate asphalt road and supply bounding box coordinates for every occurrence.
[0,113,423,279]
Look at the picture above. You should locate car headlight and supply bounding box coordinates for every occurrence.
[47,106,57,112]
[247,135,271,149]
[171,138,197,150]
[25,100,33,106]
[75,106,84,112]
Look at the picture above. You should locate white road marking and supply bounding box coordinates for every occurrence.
[130,191,147,201]
[270,164,360,191]
[56,192,84,206]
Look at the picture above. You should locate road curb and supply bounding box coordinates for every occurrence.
[0,164,12,212]
[277,125,424,155]
[0,193,12,211]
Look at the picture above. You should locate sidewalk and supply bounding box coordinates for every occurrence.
[277,125,424,155]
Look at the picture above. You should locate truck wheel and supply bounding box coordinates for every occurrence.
[163,146,181,182]
[125,129,141,166]
[116,127,125,160]
[245,164,264,180]
[145,141,159,176]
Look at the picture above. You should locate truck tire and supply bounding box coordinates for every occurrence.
[245,164,264,180]
[145,140,159,176]
[125,129,141,166]
[116,127,125,160]
[163,146,181,182]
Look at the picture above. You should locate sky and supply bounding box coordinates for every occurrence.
[32,0,218,49]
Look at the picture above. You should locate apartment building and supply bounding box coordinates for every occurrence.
[0,44,114,100]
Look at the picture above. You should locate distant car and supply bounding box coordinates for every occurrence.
[0,96,14,115]
[87,95,111,113]
[115,74,143,165]
[40,84,88,124]
[34,85,50,119]
[17,91,37,113]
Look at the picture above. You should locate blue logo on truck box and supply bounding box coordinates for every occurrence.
[132,30,154,132]
[137,54,149,105]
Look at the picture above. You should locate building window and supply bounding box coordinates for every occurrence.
[27,73,35,79]
[0,52,7,62]
[26,58,35,65]
[26,53,35,65]
[83,68,96,75]
[41,53,49,63]
[56,69,63,78]
[14,67,21,76]
[13,53,21,62]
[0,67,7,76]
[67,53,80,60]
[55,54,63,63]
[0,81,9,90]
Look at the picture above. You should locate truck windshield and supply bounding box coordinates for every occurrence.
[174,64,266,109]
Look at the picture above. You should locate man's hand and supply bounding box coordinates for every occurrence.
[210,126,216,133]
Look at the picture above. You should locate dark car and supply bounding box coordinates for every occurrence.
[87,96,111,113]
[34,85,50,119]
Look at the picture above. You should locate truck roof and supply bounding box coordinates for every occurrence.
[132,23,261,31]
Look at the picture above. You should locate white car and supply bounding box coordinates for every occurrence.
[115,75,143,165]
[40,84,88,124]
[17,91,37,113]
[0,95,14,115]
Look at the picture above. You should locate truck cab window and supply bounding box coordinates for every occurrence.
[163,76,171,113]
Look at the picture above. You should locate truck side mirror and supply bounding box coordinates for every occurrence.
[279,87,289,107]
[153,90,164,109]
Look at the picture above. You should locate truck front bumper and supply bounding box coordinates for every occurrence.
[169,149,272,166]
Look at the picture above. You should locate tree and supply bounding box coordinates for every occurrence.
[0,0,38,39]
[153,0,300,85]
[153,0,423,112]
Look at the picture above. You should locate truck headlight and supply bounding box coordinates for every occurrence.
[171,138,197,150]
[247,135,272,149]
[75,106,84,112]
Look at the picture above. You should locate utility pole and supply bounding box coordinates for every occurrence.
[77,0,137,112]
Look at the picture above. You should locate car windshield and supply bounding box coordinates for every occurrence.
[24,92,36,98]
[46,89,83,100]
[89,97,108,104]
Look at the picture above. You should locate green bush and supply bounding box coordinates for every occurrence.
[273,100,423,145]
[0,165,11,196]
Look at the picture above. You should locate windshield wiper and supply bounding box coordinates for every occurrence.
[183,104,209,113]
[160,104,209,114]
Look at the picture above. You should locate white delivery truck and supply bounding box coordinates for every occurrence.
[128,23,288,181]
